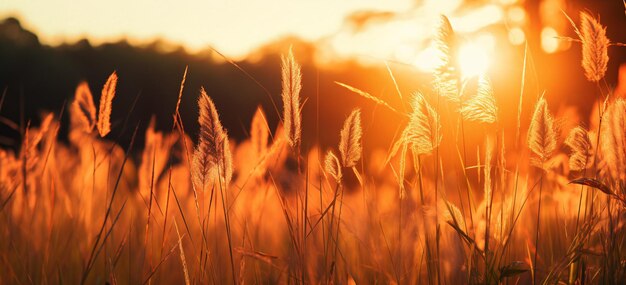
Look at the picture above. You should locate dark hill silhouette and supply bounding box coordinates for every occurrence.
[0,9,624,152]
[0,17,411,151]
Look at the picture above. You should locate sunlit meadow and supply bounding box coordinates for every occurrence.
[0,3,625,285]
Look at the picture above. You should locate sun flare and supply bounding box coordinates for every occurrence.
[458,37,493,78]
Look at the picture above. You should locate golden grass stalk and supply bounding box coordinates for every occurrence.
[192,87,230,190]
[564,126,593,172]
[72,82,96,133]
[339,109,362,168]
[324,150,342,184]
[527,97,555,283]
[97,71,117,137]
[497,131,507,189]
[600,99,626,181]
[484,138,493,207]
[434,15,459,102]
[460,76,498,124]
[483,138,494,255]
[527,96,557,168]
[579,12,609,83]
[281,48,302,150]
[388,93,441,199]
[250,106,269,158]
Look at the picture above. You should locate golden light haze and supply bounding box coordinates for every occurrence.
[0,0,412,57]
[0,0,523,69]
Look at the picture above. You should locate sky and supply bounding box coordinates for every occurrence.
[0,0,414,56]
[0,0,526,73]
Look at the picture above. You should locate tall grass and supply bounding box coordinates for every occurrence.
[1,9,626,285]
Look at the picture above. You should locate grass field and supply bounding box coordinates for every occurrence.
[0,12,625,285]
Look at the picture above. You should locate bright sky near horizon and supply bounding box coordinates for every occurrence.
[0,0,415,57]
[0,0,522,76]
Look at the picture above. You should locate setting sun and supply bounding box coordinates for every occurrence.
[458,37,493,78]
[458,42,489,78]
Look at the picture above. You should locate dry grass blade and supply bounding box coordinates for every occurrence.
[192,87,229,191]
[250,106,269,158]
[339,109,362,168]
[460,76,498,124]
[335,81,403,115]
[235,247,280,268]
[174,221,191,285]
[324,150,342,184]
[564,126,592,171]
[569,178,613,197]
[578,12,610,83]
[527,96,556,168]
[72,82,96,133]
[281,48,302,149]
[98,71,118,137]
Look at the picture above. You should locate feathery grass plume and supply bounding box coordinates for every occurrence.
[221,136,233,186]
[527,96,557,168]
[460,76,498,124]
[250,106,269,158]
[324,150,342,184]
[398,142,408,199]
[600,99,626,181]
[281,48,302,150]
[565,126,593,171]
[444,201,466,232]
[192,87,229,190]
[174,66,188,119]
[528,96,556,284]
[434,15,459,102]
[72,82,96,133]
[579,12,609,83]
[97,71,118,137]
[339,109,362,168]
[402,92,442,155]
[387,93,440,199]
